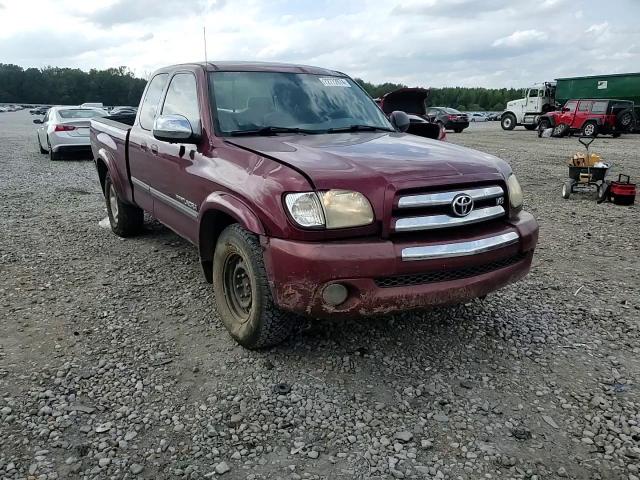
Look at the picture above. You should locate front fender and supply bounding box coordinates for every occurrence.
[540,114,556,127]
[198,192,265,236]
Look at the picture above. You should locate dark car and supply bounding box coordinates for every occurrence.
[538,99,635,137]
[91,61,538,349]
[425,107,469,133]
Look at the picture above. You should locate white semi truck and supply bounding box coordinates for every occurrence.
[500,82,557,130]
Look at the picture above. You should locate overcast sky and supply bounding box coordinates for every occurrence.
[1,0,639,88]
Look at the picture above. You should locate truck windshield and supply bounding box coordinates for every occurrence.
[209,72,393,135]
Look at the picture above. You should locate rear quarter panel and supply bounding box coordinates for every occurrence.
[90,119,133,203]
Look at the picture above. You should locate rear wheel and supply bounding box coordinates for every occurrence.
[501,113,516,130]
[37,135,47,154]
[562,180,573,199]
[617,109,633,131]
[48,138,60,161]
[581,121,598,137]
[104,172,143,237]
[212,224,295,349]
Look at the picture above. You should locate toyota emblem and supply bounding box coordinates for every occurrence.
[451,194,474,217]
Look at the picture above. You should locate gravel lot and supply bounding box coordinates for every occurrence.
[1,111,639,480]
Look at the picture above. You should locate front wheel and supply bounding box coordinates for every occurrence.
[538,119,550,137]
[501,113,516,130]
[213,224,296,349]
[104,172,143,237]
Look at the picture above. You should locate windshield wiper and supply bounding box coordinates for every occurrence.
[229,126,316,136]
[327,124,395,133]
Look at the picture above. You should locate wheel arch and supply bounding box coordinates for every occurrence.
[95,147,128,199]
[198,193,266,283]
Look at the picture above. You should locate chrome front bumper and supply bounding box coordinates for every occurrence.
[401,231,520,261]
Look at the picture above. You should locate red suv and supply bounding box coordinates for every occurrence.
[538,99,635,137]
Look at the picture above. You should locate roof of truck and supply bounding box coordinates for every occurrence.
[556,72,640,80]
[160,61,346,76]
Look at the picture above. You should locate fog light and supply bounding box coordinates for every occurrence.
[322,283,348,306]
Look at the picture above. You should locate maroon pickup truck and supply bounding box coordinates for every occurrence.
[90,61,539,349]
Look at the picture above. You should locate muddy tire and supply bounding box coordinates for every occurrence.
[104,172,143,237]
[212,224,295,349]
[501,113,516,130]
[581,121,598,137]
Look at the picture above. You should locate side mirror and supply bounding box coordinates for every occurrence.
[33,119,43,124]
[152,114,199,143]
[389,110,410,132]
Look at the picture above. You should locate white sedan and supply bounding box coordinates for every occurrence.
[34,106,107,160]
[468,112,488,122]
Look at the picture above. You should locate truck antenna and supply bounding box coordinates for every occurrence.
[203,26,208,65]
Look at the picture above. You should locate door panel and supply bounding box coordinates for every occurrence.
[148,72,202,242]
[573,100,592,129]
[559,100,578,126]
[127,73,169,214]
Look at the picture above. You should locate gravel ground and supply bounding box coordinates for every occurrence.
[1,111,639,480]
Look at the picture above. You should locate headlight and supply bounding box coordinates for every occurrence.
[285,190,374,229]
[506,174,523,209]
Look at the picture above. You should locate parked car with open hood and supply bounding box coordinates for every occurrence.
[90,61,538,349]
[34,106,107,160]
[376,88,445,140]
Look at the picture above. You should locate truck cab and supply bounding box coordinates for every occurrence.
[501,82,556,130]
[90,61,538,349]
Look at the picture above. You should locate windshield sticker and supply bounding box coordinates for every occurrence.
[318,77,350,87]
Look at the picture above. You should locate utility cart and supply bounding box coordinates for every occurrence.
[561,136,609,199]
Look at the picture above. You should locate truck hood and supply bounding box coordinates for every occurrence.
[228,132,509,190]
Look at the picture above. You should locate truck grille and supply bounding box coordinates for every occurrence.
[374,252,526,288]
[393,185,506,233]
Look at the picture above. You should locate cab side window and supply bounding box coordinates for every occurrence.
[139,73,169,130]
[528,89,538,97]
[578,101,592,112]
[564,101,578,112]
[591,101,607,114]
[161,73,200,130]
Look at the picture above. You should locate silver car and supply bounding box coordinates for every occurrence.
[34,106,107,160]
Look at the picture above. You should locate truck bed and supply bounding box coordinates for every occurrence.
[91,114,136,140]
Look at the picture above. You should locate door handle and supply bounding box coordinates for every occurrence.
[140,142,148,151]
[150,144,159,154]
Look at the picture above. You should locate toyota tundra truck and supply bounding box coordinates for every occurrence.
[90,62,539,349]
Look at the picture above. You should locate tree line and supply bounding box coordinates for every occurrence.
[0,64,146,106]
[355,79,523,111]
[0,63,523,111]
